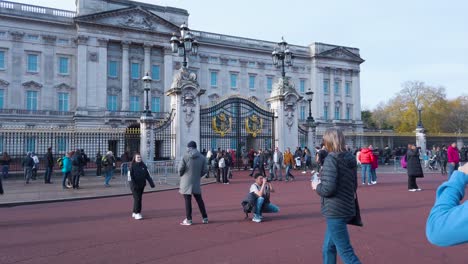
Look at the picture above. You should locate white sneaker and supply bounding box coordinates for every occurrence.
[252,217,262,223]
[180,219,192,226]
[416,188,422,191]
[371,181,377,184]
[132,213,136,218]
[134,213,143,220]
[408,189,417,192]
[302,171,306,174]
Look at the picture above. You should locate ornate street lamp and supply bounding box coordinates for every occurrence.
[417,104,423,128]
[272,37,294,78]
[306,89,315,128]
[142,72,152,117]
[170,22,199,68]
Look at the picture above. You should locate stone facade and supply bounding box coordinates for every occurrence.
[0,0,364,155]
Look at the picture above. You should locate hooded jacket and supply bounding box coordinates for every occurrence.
[178,148,207,195]
[316,151,357,218]
[359,148,374,164]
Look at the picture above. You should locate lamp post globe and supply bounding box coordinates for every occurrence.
[170,23,198,68]
[306,89,315,127]
[272,37,294,79]
[417,104,423,128]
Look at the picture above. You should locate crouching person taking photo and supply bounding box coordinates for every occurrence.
[250,173,279,223]
[129,153,155,220]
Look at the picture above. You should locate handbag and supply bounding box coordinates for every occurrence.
[348,194,363,227]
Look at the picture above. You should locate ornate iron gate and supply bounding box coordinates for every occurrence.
[298,125,308,148]
[200,96,275,167]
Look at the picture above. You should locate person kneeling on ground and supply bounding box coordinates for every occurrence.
[426,163,468,246]
[250,173,279,223]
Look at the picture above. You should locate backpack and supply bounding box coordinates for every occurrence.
[56,157,63,169]
[218,157,226,168]
[102,156,109,166]
[400,155,407,169]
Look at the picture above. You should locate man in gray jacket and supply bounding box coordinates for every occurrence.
[179,141,209,226]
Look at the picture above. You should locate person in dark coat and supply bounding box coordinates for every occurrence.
[312,128,362,264]
[129,153,155,220]
[44,147,54,184]
[71,149,84,189]
[95,151,102,176]
[22,152,34,184]
[406,144,424,191]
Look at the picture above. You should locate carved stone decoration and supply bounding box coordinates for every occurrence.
[182,91,196,128]
[54,83,73,91]
[170,67,198,90]
[0,79,10,87]
[41,34,57,45]
[284,97,297,131]
[119,14,154,30]
[97,38,109,47]
[74,35,89,45]
[88,51,98,62]
[9,31,24,41]
[22,80,43,89]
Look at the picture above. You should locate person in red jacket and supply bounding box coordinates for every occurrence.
[447,142,460,179]
[358,146,374,185]
[370,146,379,184]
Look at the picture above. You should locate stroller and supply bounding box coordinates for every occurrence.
[428,154,438,170]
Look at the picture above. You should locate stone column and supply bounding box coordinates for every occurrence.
[166,67,205,159]
[308,125,316,149]
[76,35,89,112]
[121,41,130,111]
[267,77,302,152]
[144,43,151,75]
[163,47,173,112]
[140,115,156,162]
[96,38,108,111]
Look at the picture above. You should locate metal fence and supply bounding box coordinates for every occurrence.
[121,160,181,187]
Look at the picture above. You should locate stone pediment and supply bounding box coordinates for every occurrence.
[316,47,364,64]
[54,83,73,90]
[74,6,179,33]
[0,79,9,87]
[22,81,43,89]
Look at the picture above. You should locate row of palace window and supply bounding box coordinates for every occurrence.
[108,61,161,80]
[0,90,70,111]
[0,51,71,75]
[297,104,353,121]
[210,71,307,93]
[0,136,69,153]
[323,79,352,96]
[106,95,161,112]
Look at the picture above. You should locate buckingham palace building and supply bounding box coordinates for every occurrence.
[0,0,364,159]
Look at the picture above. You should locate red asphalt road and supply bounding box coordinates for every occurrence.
[1,170,467,264]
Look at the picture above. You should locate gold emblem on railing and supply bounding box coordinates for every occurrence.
[245,115,263,137]
[212,112,232,137]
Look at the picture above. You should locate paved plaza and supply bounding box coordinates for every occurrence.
[1,167,467,264]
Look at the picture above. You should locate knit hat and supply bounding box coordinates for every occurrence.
[187,141,197,149]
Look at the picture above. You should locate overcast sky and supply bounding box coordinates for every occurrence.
[11,0,468,110]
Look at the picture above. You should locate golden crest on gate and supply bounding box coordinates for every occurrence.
[212,112,232,137]
[245,114,263,137]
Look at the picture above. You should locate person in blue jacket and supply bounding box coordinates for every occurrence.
[426,162,468,246]
[62,152,72,189]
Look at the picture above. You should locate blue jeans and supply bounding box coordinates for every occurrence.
[447,163,459,179]
[370,169,377,182]
[44,167,53,183]
[62,171,70,188]
[255,196,280,217]
[285,165,292,178]
[105,169,114,185]
[323,217,361,264]
[2,165,9,178]
[361,164,371,183]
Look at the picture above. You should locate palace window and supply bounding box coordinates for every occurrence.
[323,79,330,94]
[0,50,5,69]
[131,63,140,79]
[0,89,4,109]
[345,82,352,96]
[58,92,69,111]
[27,54,39,72]
[324,104,329,120]
[107,95,118,112]
[25,137,36,152]
[346,105,352,120]
[300,105,306,120]
[230,73,237,89]
[26,91,37,110]
[151,97,160,112]
[249,75,255,90]
[210,71,218,87]
[334,104,341,120]
[300,79,306,93]
[334,81,340,95]
[267,77,273,92]
[130,96,140,112]
[57,137,67,152]
[152,65,160,80]
[58,57,69,75]
[108,61,118,78]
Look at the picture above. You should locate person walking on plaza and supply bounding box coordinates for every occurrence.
[1,152,11,179]
[61,152,72,189]
[31,152,39,180]
[103,151,116,187]
[71,149,84,189]
[447,142,460,179]
[250,173,279,223]
[129,153,155,220]
[311,128,362,264]
[426,163,468,246]
[439,146,448,175]
[22,152,34,184]
[406,144,424,191]
[44,147,54,184]
[272,147,283,181]
[95,151,102,176]
[179,141,209,226]
[284,147,295,181]
[358,146,373,185]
